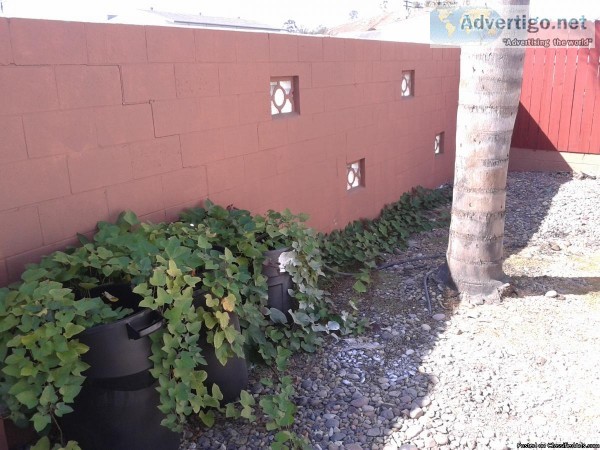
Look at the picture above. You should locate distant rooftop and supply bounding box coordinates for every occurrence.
[108,9,283,32]
[328,11,406,36]
[334,12,432,44]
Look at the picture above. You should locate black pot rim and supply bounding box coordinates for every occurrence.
[80,307,156,337]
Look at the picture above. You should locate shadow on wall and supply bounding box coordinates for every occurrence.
[512,100,558,152]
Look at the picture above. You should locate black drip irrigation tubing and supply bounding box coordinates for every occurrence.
[378,254,446,315]
[324,241,530,315]
[323,253,446,315]
[423,269,437,315]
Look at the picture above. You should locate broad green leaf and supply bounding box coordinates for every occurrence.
[21,268,48,282]
[186,320,202,334]
[183,275,201,288]
[197,235,212,249]
[214,343,229,366]
[213,331,225,349]
[352,280,367,293]
[211,383,223,402]
[275,431,292,443]
[0,314,19,333]
[240,406,255,421]
[63,323,85,339]
[57,349,79,364]
[266,422,279,431]
[223,326,238,344]
[204,294,219,308]
[40,385,57,406]
[59,384,82,403]
[240,390,255,407]
[166,260,182,278]
[215,311,230,329]
[16,390,37,408]
[20,365,38,377]
[32,412,51,433]
[31,436,51,450]
[199,410,215,427]
[155,288,172,307]
[118,210,140,226]
[260,378,274,387]
[225,403,239,418]
[223,248,234,262]
[96,247,113,260]
[268,308,288,324]
[202,312,217,329]
[55,402,74,417]
[150,269,167,287]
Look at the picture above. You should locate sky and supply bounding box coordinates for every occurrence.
[1,0,599,29]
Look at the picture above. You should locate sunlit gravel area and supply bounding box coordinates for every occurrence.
[183,171,600,450]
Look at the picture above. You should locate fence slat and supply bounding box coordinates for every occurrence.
[537,49,558,150]
[513,21,600,154]
[513,46,537,148]
[547,48,567,149]
[578,48,597,153]
[586,22,600,154]
[556,48,579,151]
[567,47,590,152]
[527,48,548,148]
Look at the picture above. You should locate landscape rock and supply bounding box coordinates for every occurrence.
[183,173,600,450]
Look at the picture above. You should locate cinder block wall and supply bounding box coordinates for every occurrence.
[0,17,460,285]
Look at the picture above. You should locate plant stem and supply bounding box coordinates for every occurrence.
[51,411,64,446]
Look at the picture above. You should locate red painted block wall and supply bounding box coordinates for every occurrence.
[511,21,600,154]
[0,17,460,286]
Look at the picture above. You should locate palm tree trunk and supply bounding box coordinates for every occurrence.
[446,1,529,301]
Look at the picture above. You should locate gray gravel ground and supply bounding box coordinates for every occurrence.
[183,171,600,450]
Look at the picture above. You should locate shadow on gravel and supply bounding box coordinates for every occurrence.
[503,171,572,259]
[512,276,600,297]
[271,263,457,449]
[349,172,599,449]
[316,173,582,448]
[188,173,597,449]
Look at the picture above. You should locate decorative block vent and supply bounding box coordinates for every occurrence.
[401,70,414,97]
[270,77,298,116]
[435,132,444,155]
[347,159,365,191]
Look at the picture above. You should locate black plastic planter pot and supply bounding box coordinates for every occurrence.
[0,408,37,450]
[60,373,179,450]
[262,248,298,319]
[77,284,163,379]
[192,291,248,403]
[62,284,180,450]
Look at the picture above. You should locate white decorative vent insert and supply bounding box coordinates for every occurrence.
[347,159,365,191]
[270,77,298,116]
[401,70,414,97]
[435,132,444,155]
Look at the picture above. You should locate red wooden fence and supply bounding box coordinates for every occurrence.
[512,21,600,154]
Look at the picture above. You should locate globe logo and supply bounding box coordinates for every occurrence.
[431,7,505,46]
